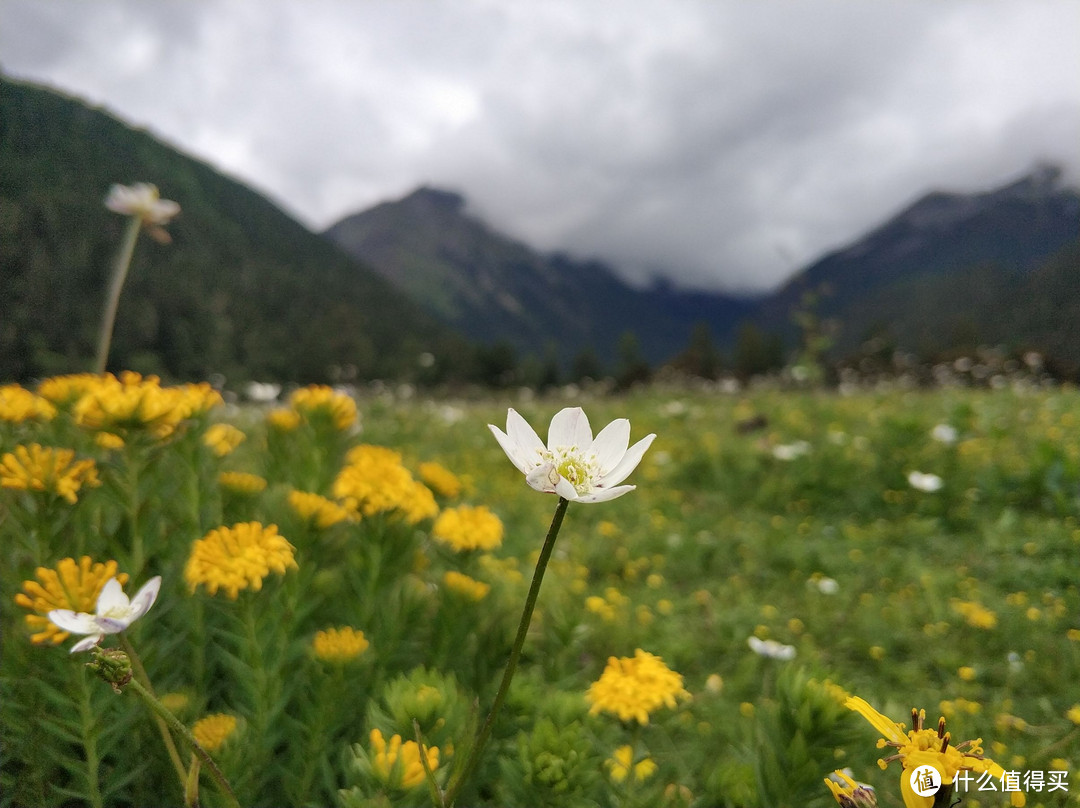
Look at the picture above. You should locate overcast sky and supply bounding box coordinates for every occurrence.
[2,0,1078,292]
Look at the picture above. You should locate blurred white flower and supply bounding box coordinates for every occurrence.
[772,440,810,461]
[907,471,944,493]
[816,577,840,595]
[105,183,180,225]
[49,576,162,653]
[489,407,655,503]
[747,636,796,661]
[244,382,281,403]
[931,424,958,444]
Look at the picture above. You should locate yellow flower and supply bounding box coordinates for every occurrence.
[418,461,462,498]
[266,407,301,431]
[36,373,104,408]
[0,384,57,422]
[73,372,221,439]
[844,695,1025,807]
[431,506,504,552]
[824,770,878,807]
[368,728,439,790]
[0,444,100,504]
[1066,705,1080,725]
[606,745,657,783]
[289,385,357,430]
[159,692,191,714]
[95,432,125,450]
[185,522,297,599]
[332,445,438,523]
[288,490,352,528]
[312,627,370,662]
[586,649,690,725]
[203,423,246,456]
[191,714,238,753]
[950,599,998,630]
[218,471,268,494]
[14,557,128,644]
[442,570,490,601]
[957,666,976,682]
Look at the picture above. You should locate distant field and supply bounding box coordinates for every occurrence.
[3,377,1078,807]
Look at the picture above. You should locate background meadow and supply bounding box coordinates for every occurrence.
[2,375,1079,807]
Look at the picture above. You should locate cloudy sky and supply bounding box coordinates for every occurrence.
[2,1,1078,292]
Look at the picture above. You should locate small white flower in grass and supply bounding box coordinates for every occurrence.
[772,440,810,461]
[489,407,655,503]
[816,577,839,595]
[48,576,161,653]
[931,424,958,444]
[105,183,180,225]
[907,471,944,493]
[747,636,796,661]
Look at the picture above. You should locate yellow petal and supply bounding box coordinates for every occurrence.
[845,696,906,742]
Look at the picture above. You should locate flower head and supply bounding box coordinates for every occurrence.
[289,385,358,430]
[748,636,797,661]
[1,444,100,504]
[203,423,246,456]
[442,570,491,601]
[288,490,353,528]
[586,648,689,725]
[489,407,655,503]
[105,182,180,225]
[606,745,658,783]
[15,557,128,645]
[332,445,437,523]
[185,522,297,599]
[312,626,370,662]
[368,728,440,790]
[432,505,503,552]
[418,461,463,498]
[0,384,57,423]
[824,769,878,807]
[191,714,239,753]
[907,471,943,493]
[218,471,267,494]
[48,575,161,653]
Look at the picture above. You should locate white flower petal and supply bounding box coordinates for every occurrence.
[554,477,580,501]
[590,419,630,474]
[127,576,161,620]
[547,407,592,450]
[489,424,528,474]
[69,634,104,654]
[525,463,558,493]
[95,578,129,614]
[596,433,656,488]
[95,617,130,634]
[574,484,636,504]
[48,609,101,634]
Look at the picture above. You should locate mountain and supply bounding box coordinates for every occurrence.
[324,187,755,368]
[0,75,464,384]
[757,165,1080,370]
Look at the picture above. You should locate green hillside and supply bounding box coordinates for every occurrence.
[0,76,465,384]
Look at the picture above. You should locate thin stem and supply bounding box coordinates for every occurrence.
[95,216,142,375]
[76,667,104,808]
[125,677,241,808]
[443,496,570,806]
[120,635,187,788]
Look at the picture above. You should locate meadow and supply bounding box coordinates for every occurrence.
[1,373,1078,808]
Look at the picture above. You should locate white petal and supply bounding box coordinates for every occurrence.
[590,419,630,474]
[127,576,161,620]
[574,484,636,504]
[489,424,528,474]
[95,578,129,615]
[69,634,104,654]
[547,408,591,450]
[595,433,655,488]
[490,409,546,474]
[525,462,558,493]
[554,477,580,501]
[48,609,101,634]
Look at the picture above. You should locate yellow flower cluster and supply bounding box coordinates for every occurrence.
[14,557,127,644]
[36,374,104,408]
[73,372,222,439]
[1,444,101,504]
[191,714,238,753]
[418,461,462,498]
[289,385,357,430]
[203,423,246,456]
[0,384,57,423]
[185,522,297,599]
[442,570,490,601]
[311,626,370,662]
[431,505,503,552]
[586,649,690,725]
[266,407,302,431]
[368,728,440,790]
[332,445,438,523]
[606,745,657,783]
[951,598,998,629]
[218,471,268,494]
[288,490,352,528]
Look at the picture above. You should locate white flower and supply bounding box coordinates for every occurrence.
[489,407,655,503]
[772,440,810,461]
[49,576,162,653]
[816,577,839,595]
[747,636,796,661]
[931,424,958,444]
[907,471,944,493]
[105,183,180,225]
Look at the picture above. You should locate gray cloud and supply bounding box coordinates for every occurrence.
[2,0,1078,292]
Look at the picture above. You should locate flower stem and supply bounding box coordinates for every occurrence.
[120,635,187,788]
[76,667,104,808]
[443,496,570,806]
[95,215,142,375]
[124,677,241,808]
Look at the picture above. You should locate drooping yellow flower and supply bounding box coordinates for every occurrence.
[185,522,297,599]
[191,714,238,753]
[431,505,504,552]
[845,695,1025,807]
[218,471,268,494]
[418,461,462,498]
[0,444,100,504]
[289,385,357,430]
[0,384,57,423]
[368,728,439,790]
[586,649,690,725]
[312,626,370,662]
[442,570,490,601]
[606,745,658,783]
[288,490,352,528]
[73,372,222,439]
[14,557,128,644]
[332,445,438,523]
[203,423,246,456]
